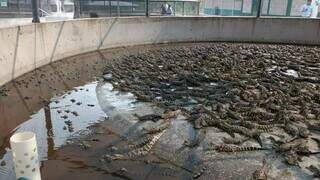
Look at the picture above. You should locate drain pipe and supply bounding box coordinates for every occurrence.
[10,132,41,180]
[31,0,40,23]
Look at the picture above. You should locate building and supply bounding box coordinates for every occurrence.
[0,0,74,18]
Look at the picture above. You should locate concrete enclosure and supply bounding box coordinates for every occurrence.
[0,16,319,86]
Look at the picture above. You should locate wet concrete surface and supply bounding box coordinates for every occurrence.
[98,43,320,179]
[0,43,319,180]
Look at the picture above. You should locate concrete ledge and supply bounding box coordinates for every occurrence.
[0,16,320,86]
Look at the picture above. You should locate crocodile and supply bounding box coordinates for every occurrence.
[209,144,268,152]
[134,114,162,122]
[222,136,250,145]
[105,130,165,161]
[252,159,268,180]
[193,166,207,179]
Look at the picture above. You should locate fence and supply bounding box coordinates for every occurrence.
[76,0,200,17]
[202,0,320,17]
[0,0,319,19]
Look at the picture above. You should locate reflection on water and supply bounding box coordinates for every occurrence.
[96,83,136,116]
[0,82,108,180]
[0,46,148,179]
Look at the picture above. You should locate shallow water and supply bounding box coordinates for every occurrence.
[0,82,106,179]
[0,79,142,180]
[0,46,120,179]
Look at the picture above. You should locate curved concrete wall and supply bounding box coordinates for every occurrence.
[0,16,320,86]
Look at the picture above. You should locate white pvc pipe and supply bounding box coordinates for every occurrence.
[10,132,41,180]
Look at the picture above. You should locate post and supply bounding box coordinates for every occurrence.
[117,0,120,16]
[267,0,271,15]
[182,1,185,16]
[73,0,80,18]
[109,0,112,16]
[286,0,293,16]
[131,0,133,13]
[256,0,262,18]
[31,0,40,23]
[18,0,20,15]
[104,0,106,16]
[146,0,150,16]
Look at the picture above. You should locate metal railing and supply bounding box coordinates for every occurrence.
[39,8,50,16]
[202,0,319,17]
[1,0,319,23]
[75,0,200,18]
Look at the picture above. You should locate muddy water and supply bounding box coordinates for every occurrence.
[0,45,152,180]
[0,43,319,180]
[0,82,106,179]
